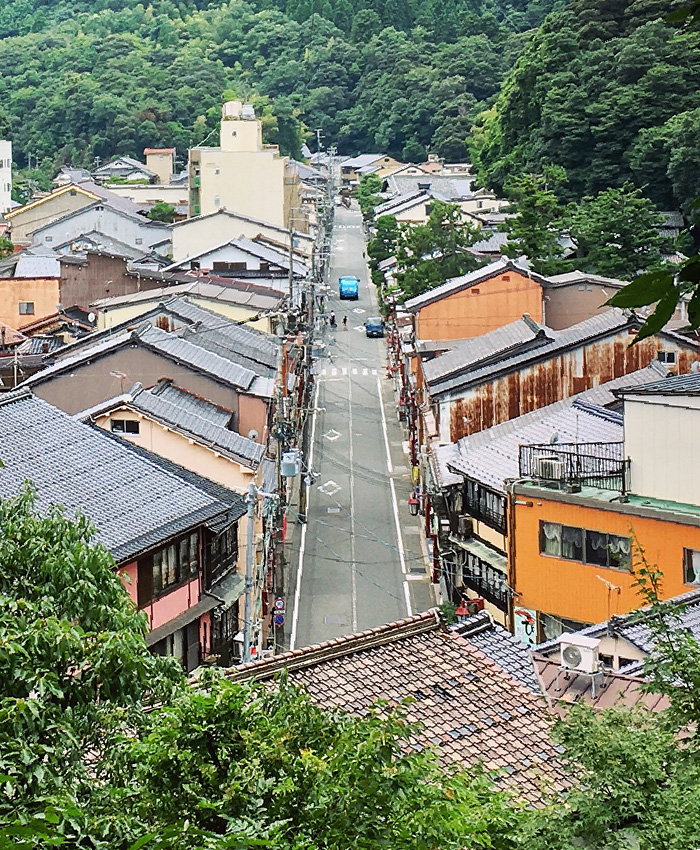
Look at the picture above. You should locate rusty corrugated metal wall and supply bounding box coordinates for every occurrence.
[447,330,700,442]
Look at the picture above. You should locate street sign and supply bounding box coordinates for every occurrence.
[273,613,285,627]
[274,598,285,611]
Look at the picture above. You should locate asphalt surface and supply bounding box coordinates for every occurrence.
[285,204,434,650]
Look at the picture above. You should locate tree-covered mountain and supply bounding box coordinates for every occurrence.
[0,0,559,170]
[472,0,700,216]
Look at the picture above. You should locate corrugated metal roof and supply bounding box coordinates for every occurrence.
[341,153,384,169]
[130,382,265,466]
[440,401,622,493]
[13,255,61,278]
[427,309,654,398]
[374,192,428,217]
[614,371,700,397]
[0,389,244,564]
[422,317,543,385]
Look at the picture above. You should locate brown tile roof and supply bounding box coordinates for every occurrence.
[534,655,669,715]
[226,610,569,804]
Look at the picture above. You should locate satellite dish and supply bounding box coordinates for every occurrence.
[247,429,259,441]
[88,312,96,323]
[562,645,582,668]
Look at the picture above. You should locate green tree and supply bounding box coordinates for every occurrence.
[395,201,482,298]
[568,183,670,280]
[356,172,383,222]
[147,200,176,223]
[0,235,13,258]
[501,169,567,274]
[368,214,400,264]
[0,487,181,844]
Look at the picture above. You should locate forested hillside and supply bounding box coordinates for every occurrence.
[473,0,700,215]
[0,0,559,170]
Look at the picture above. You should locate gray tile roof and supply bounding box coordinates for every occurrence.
[169,208,315,244]
[385,173,476,201]
[440,400,622,493]
[13,255,61,278]
[164,236,308,277]
[544,270,627,289]
[404,258,548,312]
[92,279,284,312]
[536,587,700,676]
[433,364,668,491]
[374,192,429,217]
[0,389,245,563]
[454,612,539,692]
[126,381,265,466]
[21,322,262,394]
[341,153,385,169]
[613,371,700,397]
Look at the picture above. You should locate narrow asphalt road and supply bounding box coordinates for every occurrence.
[286,204,434,650]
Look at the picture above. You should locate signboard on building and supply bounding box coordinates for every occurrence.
[513,606,538,647]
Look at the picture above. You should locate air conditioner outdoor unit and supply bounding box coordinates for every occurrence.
[457,515,473,538]
[559,633,601,674]
[534,455,564,481]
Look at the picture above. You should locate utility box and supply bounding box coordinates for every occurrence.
[281,450,301,478]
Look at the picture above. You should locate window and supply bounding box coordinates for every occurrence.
[152,532,198,597]
[539,522,631,570]
[684,548,700,585]
[578,283,593,291]
[18,302,34,315]
[471,288,480,295]
[44,236,53,243]
[657,350,676,364]
[69,189,76,196]
[539,612,589,642]
[214,167,220,175]
[214,196,220,207]
[110,418,140,434]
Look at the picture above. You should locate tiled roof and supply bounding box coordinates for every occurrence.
[92,279,284,312]
[433,364,668,491]
[470,230,509,254]
[164,236,308,277]
[533,655,669,713]
[0,389,245,563]
[169,208,315,243]
[453,612,540,692]
[85,380,265,467]
[341,153,385,169]
[13,255,61,278]
[545,270,627,289]
[21,322,262,394]
[385,173,477,202]
[224,610,569,805]
[441,401,622,493]
[404,259,548,312]
[374,192,429,217]
[613,371,700,397]
[536,587,700,675]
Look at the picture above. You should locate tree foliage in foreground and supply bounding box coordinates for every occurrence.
[7,488,700,848]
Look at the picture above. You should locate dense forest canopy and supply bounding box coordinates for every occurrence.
[0,0,562,170]
[473,0,700,216]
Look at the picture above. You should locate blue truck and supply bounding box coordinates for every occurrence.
[364,316,384,338]
[338,275,360,300]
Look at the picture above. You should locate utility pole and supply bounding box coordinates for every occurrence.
[288,224,294,304]
[315,128,324,152]
[242,480,256,663]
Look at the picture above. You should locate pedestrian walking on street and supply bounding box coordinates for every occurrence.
[342,315,347,330]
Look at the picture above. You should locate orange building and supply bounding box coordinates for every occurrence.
[403,258,546,342]
[507,371,700,643]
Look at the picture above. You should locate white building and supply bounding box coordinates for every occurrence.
[0,140,12,215]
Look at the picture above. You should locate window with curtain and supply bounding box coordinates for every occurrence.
[539,522,562,557]
[608,535,631,570]
[585,531,609,566]
[561,526,583,561]
[685,549,700,585]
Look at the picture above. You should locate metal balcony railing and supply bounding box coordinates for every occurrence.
[519,441,630,493]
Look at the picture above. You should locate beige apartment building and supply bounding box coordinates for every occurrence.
[188,101,303,229]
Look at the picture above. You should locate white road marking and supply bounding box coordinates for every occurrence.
[331,367,337,376]
[290,379,321,650]
[319,480,341,496]
[404,581,413,615]
[342,367,347,375]
[371,368,377,375]
[352,368,357,375]
[321,367,327,376]
[352,307,366,314]
[389,478,407,579]
[353,325,365,332]
[362,368,368,376]
[348,370,358,632]
[376,376,393,474]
